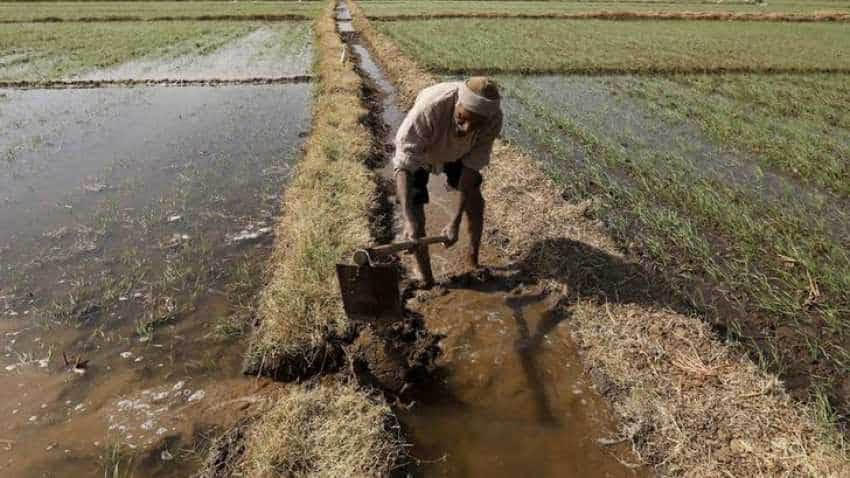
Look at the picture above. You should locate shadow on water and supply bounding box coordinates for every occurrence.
[506,291,563,427]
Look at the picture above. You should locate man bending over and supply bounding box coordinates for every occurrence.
[393,77,503,287]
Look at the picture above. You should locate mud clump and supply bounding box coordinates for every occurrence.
[349,317,442,394]
[241,334,350,382]
[242,315,441,396]
[195,422,250,478]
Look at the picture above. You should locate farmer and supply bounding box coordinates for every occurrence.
[393,77,503,287]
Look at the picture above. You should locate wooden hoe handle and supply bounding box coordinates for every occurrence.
[370,235,448,256]
[353,235,449,266]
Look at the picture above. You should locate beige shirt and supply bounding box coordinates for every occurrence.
[392,81,503,173]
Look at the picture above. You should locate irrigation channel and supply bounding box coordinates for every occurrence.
[337,3,645,476]
[0,82,311,475]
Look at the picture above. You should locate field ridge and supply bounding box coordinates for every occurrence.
[0,75,313,89]
[202,2,407,475]
[0,13,311,23]
[370,11,850,22]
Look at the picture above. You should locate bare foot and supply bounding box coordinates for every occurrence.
[411,277,435,290]
[465,253,480,270]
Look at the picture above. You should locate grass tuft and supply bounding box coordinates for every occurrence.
[238,382,405,477]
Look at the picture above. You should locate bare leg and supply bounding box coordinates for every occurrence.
[464,185,484,269]
[411,203,435,287]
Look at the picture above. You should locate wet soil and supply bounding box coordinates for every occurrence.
[73,23,312,81]
[0,83,310,476]
[339,6,646,476]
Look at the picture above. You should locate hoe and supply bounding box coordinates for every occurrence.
[336,235,448,324]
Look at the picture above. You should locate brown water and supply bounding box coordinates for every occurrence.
[0,84,310,476]
[338,6,646,476]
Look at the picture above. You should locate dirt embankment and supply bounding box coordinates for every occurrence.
[369,10,850,23]
[0,76,313,90]
[198,3,438,476]
[348,1,850,476]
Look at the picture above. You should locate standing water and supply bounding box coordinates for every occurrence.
[0,84,311,476]
[336,4,646,476]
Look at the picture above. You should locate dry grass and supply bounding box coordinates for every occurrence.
[244,1,376,377]
[572,301,849,476]
[348,2,850,475]
[238,381,406,477]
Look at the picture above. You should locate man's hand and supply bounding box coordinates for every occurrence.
[403,220,418,241]
[441,219,460,248]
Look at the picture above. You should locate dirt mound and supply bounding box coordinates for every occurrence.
[349,317,442,394]
[196,421,250,478]
[243,313,442,396]
[241,331,352,382]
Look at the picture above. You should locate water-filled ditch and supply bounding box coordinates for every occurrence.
[337,4,645,476]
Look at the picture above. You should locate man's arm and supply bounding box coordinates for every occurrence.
[443,165,483,248]
[395,169,420,240]
[393,106,435,239]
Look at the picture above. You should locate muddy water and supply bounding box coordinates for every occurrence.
[0,84,310,476]
[339,8,645,477]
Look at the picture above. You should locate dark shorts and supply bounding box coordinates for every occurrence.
[411,159,482,205]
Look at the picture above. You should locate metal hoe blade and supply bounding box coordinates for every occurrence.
[336,263,402,325]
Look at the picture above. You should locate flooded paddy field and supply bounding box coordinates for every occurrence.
[0,82,311,476]
[0,1,323,23]
[0,20,312,82]
[376,18,850,74]
[495,73,850,427]
[360,0,850,17]
[74,24,312,81]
